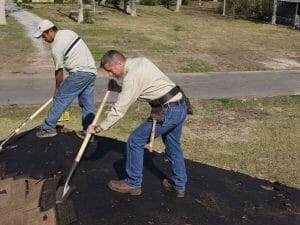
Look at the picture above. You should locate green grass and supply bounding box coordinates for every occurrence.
[217,98,246,108]
[0,17,33,67]
[182,60,213,72]
[0,17,31,51]
[173,24,183,32]
[1,96,299,188]
[18,2,300,72]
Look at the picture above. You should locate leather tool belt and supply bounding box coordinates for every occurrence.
[148,86,182,123]
[148,86,193,123]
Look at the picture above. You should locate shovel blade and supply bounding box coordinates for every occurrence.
[56,184,73,204]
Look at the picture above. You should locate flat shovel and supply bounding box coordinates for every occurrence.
[0,98,53,152]
[56,91,110,203]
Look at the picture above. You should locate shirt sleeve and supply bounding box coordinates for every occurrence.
[52,47,64,71]
[100,76,141,130]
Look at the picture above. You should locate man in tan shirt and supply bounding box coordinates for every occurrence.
[88,50,188,197]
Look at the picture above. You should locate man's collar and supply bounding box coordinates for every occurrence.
[123,58,131,77]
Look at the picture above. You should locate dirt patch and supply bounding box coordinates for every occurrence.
[0,38,49,72]
[0,44,22,67]
[0,44,48,69]
[185,108,267,143]
[261,58,300,70]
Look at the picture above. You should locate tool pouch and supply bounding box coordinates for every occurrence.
[184,96,193,115]
[177,86,193,115]
[149,105,164,123]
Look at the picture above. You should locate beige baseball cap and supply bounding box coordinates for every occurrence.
[33,19,55,38]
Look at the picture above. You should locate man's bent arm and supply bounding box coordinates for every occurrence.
[54,69,63,93]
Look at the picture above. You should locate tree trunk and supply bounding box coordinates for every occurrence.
[0,0,6,25]
[272,0,277,25]
[223,0,226,16]
[294,3,299,29]
[93,0,96,15]
[100,0,106,6]
[175,0,182,12]
[78,0,84,24]
[129,0,136,16]
[124,0,129,13]
[124,0,136,16]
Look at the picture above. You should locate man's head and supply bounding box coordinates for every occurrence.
[101,50,126,78]
[33,19,57,43]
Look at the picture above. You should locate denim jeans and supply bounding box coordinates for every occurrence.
[126,100,187,192]
[41,72,96,131]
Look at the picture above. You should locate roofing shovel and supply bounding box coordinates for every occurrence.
[0,98,53,152]
[56,90,110,204]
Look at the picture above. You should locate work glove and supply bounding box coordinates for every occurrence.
[108,79,122,93]
[87,124,102,134]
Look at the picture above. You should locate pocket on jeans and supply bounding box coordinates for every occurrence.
[163,108,181,126]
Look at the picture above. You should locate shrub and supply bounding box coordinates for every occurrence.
[83,10,94,24]
[139,0,159,6]
[220,0,273,22]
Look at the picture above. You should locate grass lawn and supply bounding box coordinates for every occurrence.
[3,1,299,72]
[0,95,299,189]
[0,17,34,67]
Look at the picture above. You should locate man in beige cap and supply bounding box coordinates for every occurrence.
[33,19,97,138]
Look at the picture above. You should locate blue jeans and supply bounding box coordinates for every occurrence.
[41,72,96,131]
[126,100,187,192]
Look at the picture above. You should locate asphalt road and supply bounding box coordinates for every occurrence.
[0,70,299,105]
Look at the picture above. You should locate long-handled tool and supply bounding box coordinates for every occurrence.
[56,91,110,203]
[148,119,157,152]
[0,98,53,152]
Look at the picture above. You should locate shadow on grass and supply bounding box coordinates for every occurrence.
[98,3,130,15]
[57,8,78,23]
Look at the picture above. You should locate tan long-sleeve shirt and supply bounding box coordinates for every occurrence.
[100,57,182,130]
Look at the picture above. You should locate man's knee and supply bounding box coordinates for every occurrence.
[127,133,146,149]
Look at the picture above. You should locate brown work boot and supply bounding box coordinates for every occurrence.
[108,179,142,195]
[162,179,185,198]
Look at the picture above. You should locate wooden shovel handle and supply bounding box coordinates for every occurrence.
[149,119,157,152]
[29,98,53,120]
[75,91,110,162]
[0,98,53,150]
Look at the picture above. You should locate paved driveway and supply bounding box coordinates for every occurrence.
[0,70,299,105]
